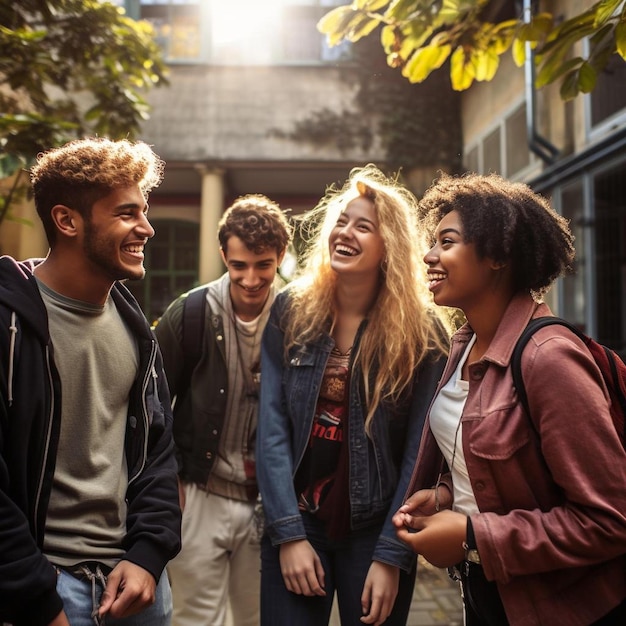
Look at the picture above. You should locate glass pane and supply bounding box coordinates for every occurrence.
[505,104,530,176]
[151,275,179,320]
[483,128,501,174]
[175,223,200,244]
[150,244,170,271]
[559,181,586,330]
[465,146,479,173]
[175,274,199,294]
[174,245,198,271]
[593,163,626,356]
[590,55,626,127]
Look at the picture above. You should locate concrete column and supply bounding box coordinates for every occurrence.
[197,167,225,284]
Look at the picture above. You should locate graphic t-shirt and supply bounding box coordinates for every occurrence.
[296,347,351,515]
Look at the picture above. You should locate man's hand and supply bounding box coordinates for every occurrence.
[98,560,156,619]
[48,610,71,626]
[279,539,326,597]
[359,561,399,625]
[395,509,467,568]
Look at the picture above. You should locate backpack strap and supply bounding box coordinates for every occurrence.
[179,287,208,399]
[511,317,584,421]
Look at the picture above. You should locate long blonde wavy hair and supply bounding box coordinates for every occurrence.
[284,164,450,432]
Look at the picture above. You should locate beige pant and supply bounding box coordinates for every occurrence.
[168,483,260,626]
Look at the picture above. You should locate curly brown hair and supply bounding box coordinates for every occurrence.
[218,194,292,255]
[30,137,164,245]
[419,172,575,298]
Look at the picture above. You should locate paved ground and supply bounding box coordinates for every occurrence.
[405,557,464,626]
[225,556,464,625]
[328,556,463,626]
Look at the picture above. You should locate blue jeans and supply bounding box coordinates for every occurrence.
[56,566,172,626]
[260,512,416,626]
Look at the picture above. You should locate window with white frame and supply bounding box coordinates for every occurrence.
[587,54,626,137]
[463,103,534,178]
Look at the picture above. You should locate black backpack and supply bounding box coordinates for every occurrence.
[511,317,626,450]
[176,286,208,406]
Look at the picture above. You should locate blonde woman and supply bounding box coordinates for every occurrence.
[257,165,450,626]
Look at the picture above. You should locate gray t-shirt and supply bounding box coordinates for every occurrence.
[38,280,138,567]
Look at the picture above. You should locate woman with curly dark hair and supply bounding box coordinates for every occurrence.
[393,172,626,626]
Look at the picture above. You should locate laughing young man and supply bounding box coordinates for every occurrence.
[154,195,292,626]
[0,138,181,626]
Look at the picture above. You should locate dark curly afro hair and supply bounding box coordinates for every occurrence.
[419,172,575,297]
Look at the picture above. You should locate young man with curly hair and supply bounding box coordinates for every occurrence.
[0,138,181,626]
[154,195,293,626]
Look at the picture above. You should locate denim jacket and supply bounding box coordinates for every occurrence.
[257,289,445,572]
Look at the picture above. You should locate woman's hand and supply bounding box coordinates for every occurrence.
[395,509,467,568]
[392,487,447,527]
[360,561,399,625]
[279,539,326,597]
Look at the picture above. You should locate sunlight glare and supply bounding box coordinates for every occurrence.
[210,0,293,62]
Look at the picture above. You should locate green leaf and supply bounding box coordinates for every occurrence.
[386,0,419,20]
[516,13,553,43]
[348,14,383,41]
[317,6,357,45]
[589,21,614,48]
[473,47,499,81]
[354,0,390,10]
[537,56,583,88]
[450,45,475,90]
[560,69,580,100]
[616,19,626,58]
[403,43,451,82]
[381,24,397,51]
[512,37,527,67]
[594,0,622,28]
[577,61,597,92]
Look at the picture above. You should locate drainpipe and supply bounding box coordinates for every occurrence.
[524,0,559,163]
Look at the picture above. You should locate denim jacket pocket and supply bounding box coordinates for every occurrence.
[285,348,318,411]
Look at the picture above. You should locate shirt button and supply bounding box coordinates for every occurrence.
[471,368,484,380]
[206,452,212,459]
[219,388,225,394]
[217,334,223,341]
[474,481,485,491]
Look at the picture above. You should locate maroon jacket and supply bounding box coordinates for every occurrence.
[407,293,626,626]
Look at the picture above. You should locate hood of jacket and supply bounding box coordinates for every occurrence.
[0,256,50,344]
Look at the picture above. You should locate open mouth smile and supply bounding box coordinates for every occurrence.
[427,271,447,290]
[334,244,358,256]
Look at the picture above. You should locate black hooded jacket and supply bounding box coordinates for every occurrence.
[0,256,181,625]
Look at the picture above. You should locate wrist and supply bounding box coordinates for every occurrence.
[464,517,481,564]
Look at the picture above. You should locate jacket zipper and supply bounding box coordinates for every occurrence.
[33,345,55,544]
[129,340,157,485]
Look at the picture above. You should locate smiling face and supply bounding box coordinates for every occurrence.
[424,210,501,312]
[328,196,386,279]
[221,235,284,321]
[81,184,154,283]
